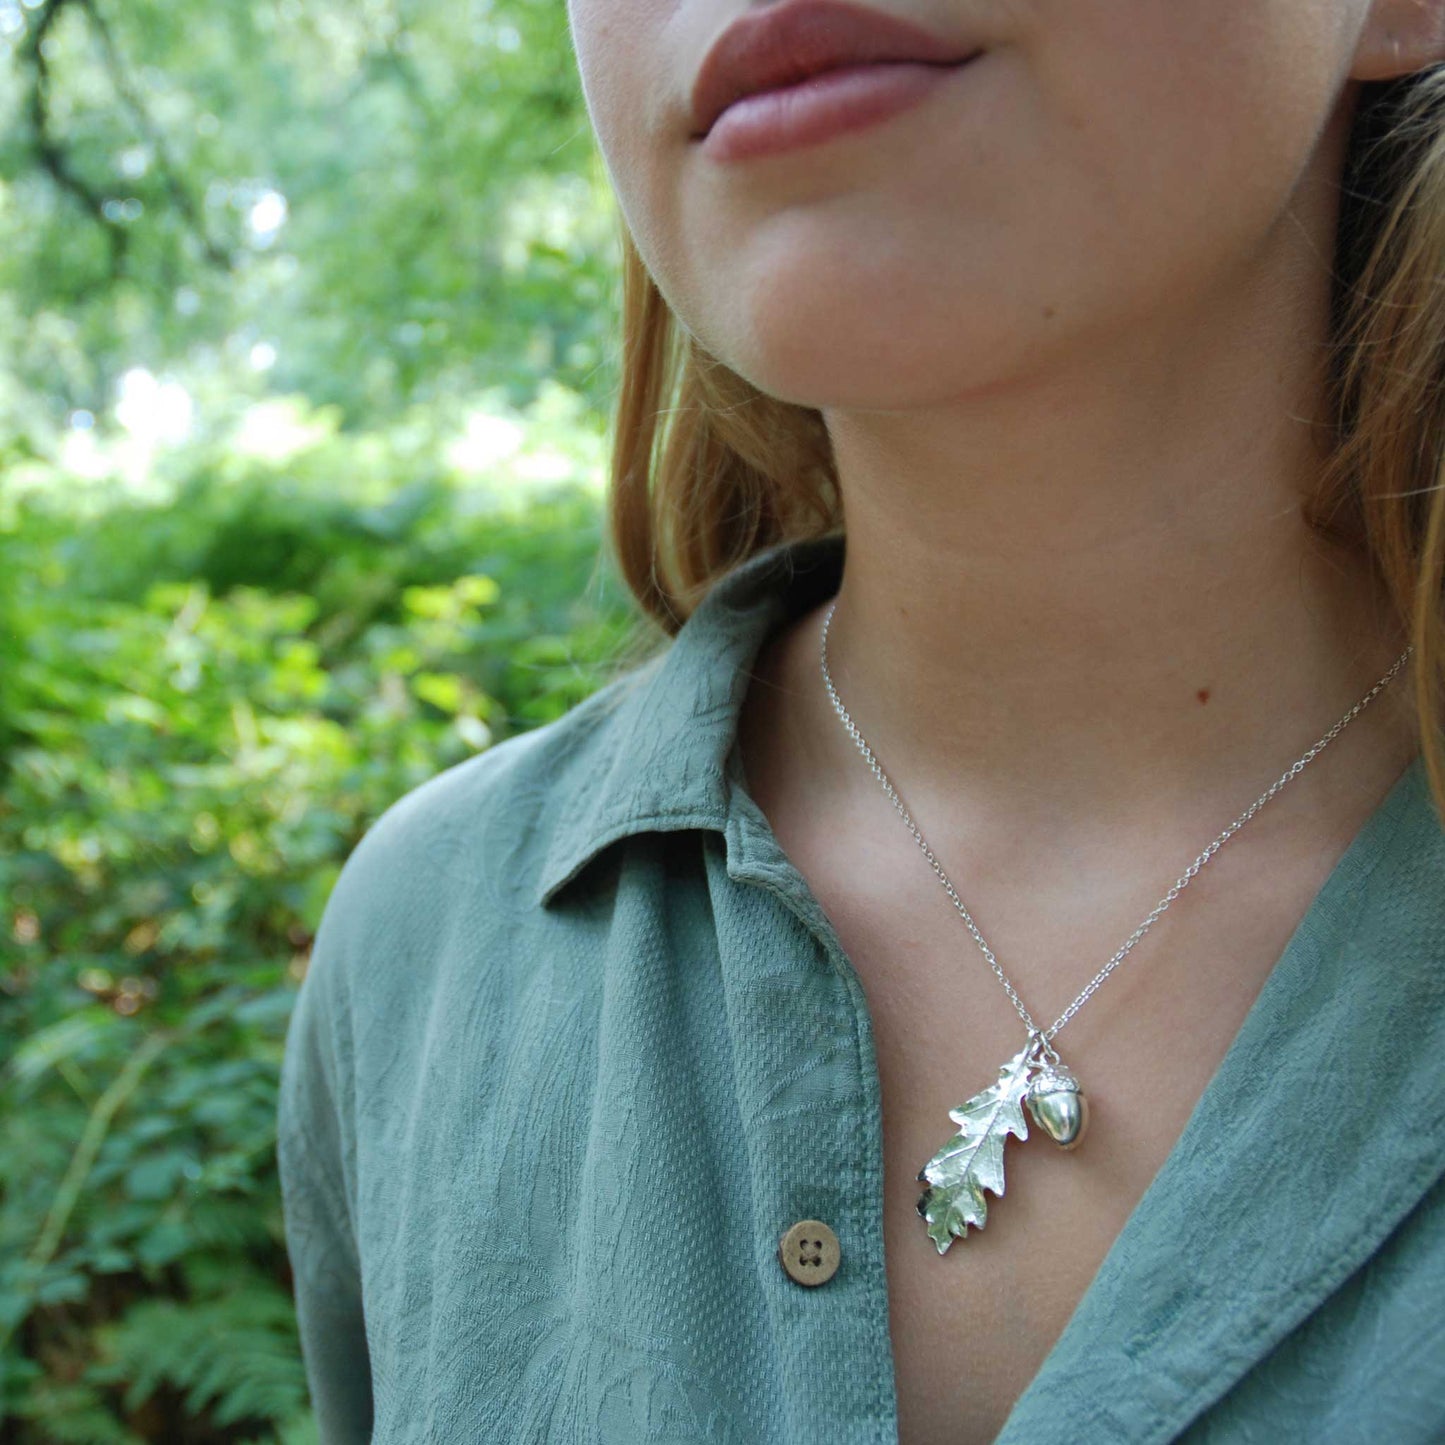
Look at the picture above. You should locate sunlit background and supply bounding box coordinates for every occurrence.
[0,3,637,1438]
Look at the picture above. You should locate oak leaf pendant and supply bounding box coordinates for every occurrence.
[916,1031,1089,1255]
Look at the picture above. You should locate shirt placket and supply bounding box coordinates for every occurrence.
[710,748,901,1444]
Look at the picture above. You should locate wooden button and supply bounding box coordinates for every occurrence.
[778,1219,841,1286]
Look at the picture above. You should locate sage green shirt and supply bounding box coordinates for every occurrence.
[277,530,1445,1444]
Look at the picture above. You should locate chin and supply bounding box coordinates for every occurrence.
[712,311,1034,412]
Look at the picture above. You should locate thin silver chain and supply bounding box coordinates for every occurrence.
[819,599,1413,1048]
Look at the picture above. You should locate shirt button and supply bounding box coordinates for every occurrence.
[778,1219,841,1286]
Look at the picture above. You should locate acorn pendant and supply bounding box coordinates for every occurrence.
[1025,1059,1089,1150]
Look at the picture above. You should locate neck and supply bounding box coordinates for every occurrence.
[814,245,1418,853]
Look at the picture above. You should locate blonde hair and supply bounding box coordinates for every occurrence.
[599,71,1445,818]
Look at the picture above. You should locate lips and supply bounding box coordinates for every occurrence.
[690,1,982,140]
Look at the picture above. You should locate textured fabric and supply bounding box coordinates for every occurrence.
[277,529,1445,1444]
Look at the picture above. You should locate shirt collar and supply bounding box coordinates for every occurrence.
[998,745,1443,1439]
[535,529,846,909]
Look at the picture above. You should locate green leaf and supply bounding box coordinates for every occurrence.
[123,1153,190,1202]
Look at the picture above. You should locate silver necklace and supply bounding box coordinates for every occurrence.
[818,599,1412,1254]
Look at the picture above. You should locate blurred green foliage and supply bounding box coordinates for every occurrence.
[0,0,619,449]
[0,0,651,1439]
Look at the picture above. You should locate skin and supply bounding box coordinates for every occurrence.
[566,6,1445,1438]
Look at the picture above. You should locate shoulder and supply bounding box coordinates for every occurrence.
[308,656,661,979]
[278,653,667,1249]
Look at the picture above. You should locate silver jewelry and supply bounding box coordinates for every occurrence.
[819,599,1412,1254]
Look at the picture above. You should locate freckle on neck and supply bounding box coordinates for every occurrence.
[1196,687,1211,705]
